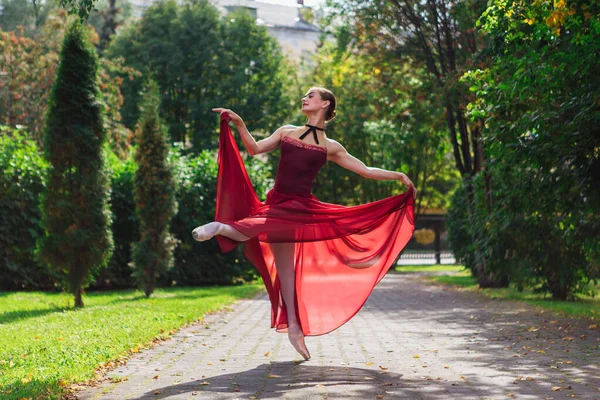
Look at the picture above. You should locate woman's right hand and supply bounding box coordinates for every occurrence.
[212,108,242,124]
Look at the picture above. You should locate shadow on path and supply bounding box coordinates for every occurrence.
[135,362,409,399]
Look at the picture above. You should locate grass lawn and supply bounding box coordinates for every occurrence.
[0,284,263,400]
[395,264,599,320]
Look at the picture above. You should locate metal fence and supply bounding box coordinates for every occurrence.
[396,250,457,265]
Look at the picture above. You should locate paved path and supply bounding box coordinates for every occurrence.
[75,273,599,400]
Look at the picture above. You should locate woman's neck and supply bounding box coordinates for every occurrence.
[305,116,325,130]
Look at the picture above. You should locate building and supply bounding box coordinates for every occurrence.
[127,0,322,62]
[211,0,321,63]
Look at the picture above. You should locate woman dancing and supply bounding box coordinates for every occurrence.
[192,87,416,361]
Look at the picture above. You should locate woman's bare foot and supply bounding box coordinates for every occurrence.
[288,325,311,360]
[192,222,221,242]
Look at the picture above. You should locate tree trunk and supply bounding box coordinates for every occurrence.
[463,178,508,288]
[73,286,84,308]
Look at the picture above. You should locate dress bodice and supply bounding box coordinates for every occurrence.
[272,135,327,196]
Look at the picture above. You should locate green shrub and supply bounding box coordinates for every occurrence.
[132,78,178,297]
[0,127,57,290]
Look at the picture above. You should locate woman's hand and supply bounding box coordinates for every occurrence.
[212,108,242,124]
[399,173,417,198]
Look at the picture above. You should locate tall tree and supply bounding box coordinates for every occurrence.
[460,0,600,299]
[132,77,178,297]
[37,18,113,307]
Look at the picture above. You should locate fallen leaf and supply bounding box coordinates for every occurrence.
[366,361,373,366]
[268,374,281,378]
[200,381,210,385]
[264,351,270,357]
[376,396,384,399]
[152,375,159,379]
[379,365,388,370]
[413,355,420,358]
[551,386,563,391]
[527,327,539,332]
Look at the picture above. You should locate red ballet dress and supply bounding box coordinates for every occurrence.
[214,115,415,336]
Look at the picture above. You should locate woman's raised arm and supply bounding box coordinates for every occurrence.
[328,140,417,197]
[212,108,291,156]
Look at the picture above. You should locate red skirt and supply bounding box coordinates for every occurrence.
[215,117,415,336]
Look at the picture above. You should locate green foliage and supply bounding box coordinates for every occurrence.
[132,78,178,297]
[105,0,294,151]
[58,0,97,20]
[0,126,58,290]
[0,284,263,399]
[458,0,600,299]
[37,18,113,306]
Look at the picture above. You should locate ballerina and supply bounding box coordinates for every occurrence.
[193,87,416,361]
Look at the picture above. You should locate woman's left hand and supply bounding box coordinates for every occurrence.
[399,173,417,198]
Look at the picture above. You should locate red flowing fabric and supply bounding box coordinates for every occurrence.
[215,115,415,336]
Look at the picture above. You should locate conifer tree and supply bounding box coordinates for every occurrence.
[132,78,178,297]
[37,18,113,308]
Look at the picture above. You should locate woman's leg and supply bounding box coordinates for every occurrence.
[192,222,251,242]
[270,242,310,360]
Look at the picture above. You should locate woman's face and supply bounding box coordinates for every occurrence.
[301,89,328,116]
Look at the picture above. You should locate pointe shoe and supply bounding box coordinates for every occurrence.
[288,325,311,361]
[192,222,220,242]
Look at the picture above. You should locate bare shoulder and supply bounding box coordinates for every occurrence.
[276,125,299,136]
[325,137,346,158]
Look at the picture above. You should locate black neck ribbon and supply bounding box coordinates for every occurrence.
[299,124,324,144]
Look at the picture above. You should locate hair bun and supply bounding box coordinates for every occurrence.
[327,110,337,122]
